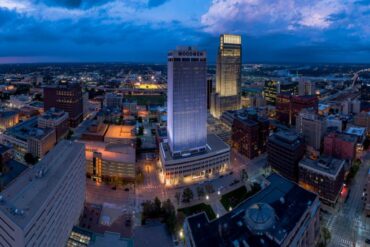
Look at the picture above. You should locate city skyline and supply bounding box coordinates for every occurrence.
[0,0,370,64]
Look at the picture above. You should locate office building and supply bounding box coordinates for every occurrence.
[44,83,83,127]
[323,132,356,160]
[276,94,318,126]
[211,34,242,118]
[354,111,370,134]
[0,141,85,247]
[161,47,230,185]
[263,80,297,105]
[104,92,123,109]
[298,80,316,96]
[296,108,326,150]
[207,77,214,110]
[299,156,345,205]
[81,141,136,183]
[167,46,207,155]
[0,109,19,132]
[2,117,56,161]
[267,131,305,182]
[37,108,69,141]
[184,173,320,247]
[232,113,269,159]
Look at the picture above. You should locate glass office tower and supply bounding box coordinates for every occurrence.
[211,34,242,118]
[167,47,207,156]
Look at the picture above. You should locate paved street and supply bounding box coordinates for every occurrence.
[326,152,370,247]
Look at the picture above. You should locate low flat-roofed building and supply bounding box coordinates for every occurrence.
[345,126,366,143]
[159,134,230,186]
[104,125,135,145]
[37,108,69,141]
[299,156,345,205]
[2,117,56,162]
[80,141,136,183]
[81,121,109,142]
[0,141,86,247]
[184,173,320,247]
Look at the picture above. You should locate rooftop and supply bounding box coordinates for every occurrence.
[160,134,230,164]
[268,131,303,150]
[39,108,68,120]
[80,141,136,164]
[345,127,366,137]
[4,117,55,141]
[186,173,319,247]
[0,141,85,229]
[104,125,135,140]
[299,156,345,178]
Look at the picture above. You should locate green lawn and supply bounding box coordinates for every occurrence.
[220,183,261,210]
[178,203,216,220]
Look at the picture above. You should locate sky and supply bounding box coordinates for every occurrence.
[0,0,369,64]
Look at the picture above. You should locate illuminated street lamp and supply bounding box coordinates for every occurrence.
[206,195,209,200]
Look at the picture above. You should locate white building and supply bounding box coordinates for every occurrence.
[298,80,316,96]
[0,141,86,247]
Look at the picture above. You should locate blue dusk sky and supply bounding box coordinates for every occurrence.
[0,0,369,64]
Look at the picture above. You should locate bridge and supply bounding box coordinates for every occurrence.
[351,68,370,87]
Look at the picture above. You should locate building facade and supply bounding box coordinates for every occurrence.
[167,46,207,156]
[323,132,356,160]
[299,156,345,205]
[211,34,242,118]
[43,83,83,127]
[0,141,86,247]
[276,94,318,126]
[267,131,305,182]
[298,80,316,96]
[296,109,326,150]
[232,114,269,159]
[37,108,69,141]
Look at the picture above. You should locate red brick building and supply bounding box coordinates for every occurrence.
[43,83,83,127]
[323,132,356,160]
[276,94,318,126]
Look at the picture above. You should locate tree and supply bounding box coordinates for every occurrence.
[205,184,215,194]
[136,137,142,149]
[241,169,248,181]
[135,168,144,185]
[24,153,38,165]
[196,186,205,199]
[321,226,331,246]
[66,130,74,140]
[182,188,194,203]
[175,192,181,205]
[137,117,143,123]
[138,126,144,136]
[154,197,162,214]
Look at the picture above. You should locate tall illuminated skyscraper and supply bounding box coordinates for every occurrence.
[167,46,207,156]
[211,34,242,118]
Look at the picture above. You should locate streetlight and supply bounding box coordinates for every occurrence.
[217,190,221,195]
[206,195,209,200]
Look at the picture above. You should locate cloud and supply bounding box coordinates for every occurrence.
[201,0,366,33]
[148,0,170,8]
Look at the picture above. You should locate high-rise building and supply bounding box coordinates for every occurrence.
[0,141,86,247]
[296,108,326,150]
[207,77,214,110]
[299,156,345,205]
[44,83,83,127]
[276,94,318,126]
[167,46,207,156]
[211,34,242,118]
[263,80,297,105]
[267,131,305,182]
[160,47,230,186]
[104,92,123,109]
[232,113,269,159]
[366,168,370,216]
